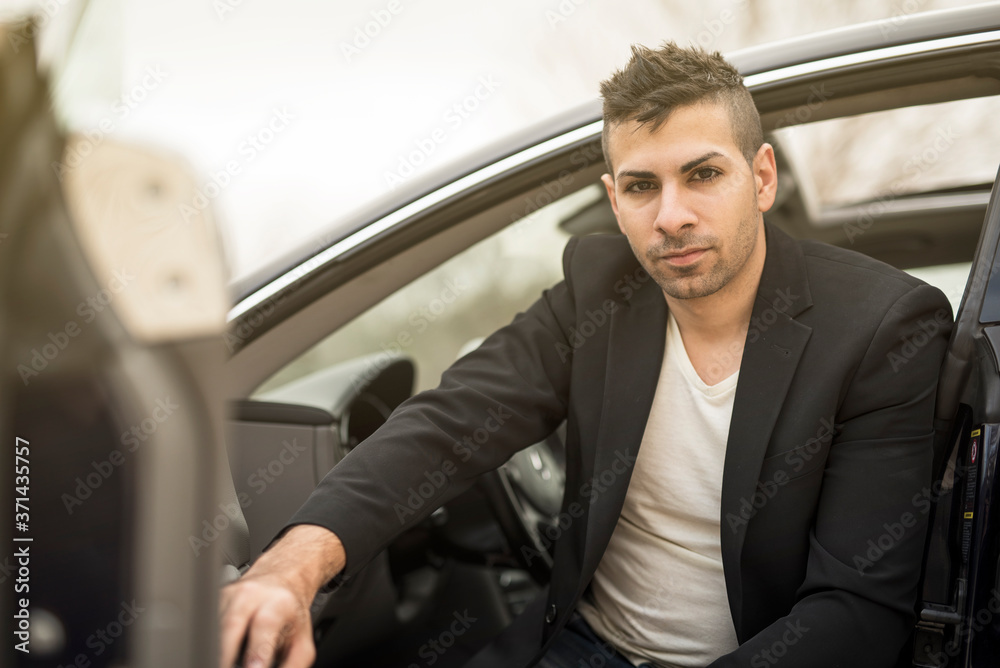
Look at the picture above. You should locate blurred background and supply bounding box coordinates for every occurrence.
[3,0,997,394]
[0,0,988,282]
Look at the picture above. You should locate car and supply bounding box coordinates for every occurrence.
[4,3,1000,667]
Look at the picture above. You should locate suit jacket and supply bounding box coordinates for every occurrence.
[287,222,953,668]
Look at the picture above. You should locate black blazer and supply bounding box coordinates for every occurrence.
[287,223,953,667]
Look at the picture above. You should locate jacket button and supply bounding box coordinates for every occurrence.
[545,604,557,624]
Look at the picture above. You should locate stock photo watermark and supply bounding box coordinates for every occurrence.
[16,268,136,386]
[879,0,930,40]
[749,619,810,667]
[190,438,307,556]
[687,0,753,50]
[60,396,180,514]
[6,1,72,54]
[46,599,144,665]
[771,84,833,131]
[843,125,959,243]
[406,609,478,668]
[522,448,637,566]
[886,308,950,372]
[545,0,592,30]
[178,107,295,224]
[553,264,654,362]
[392,404,511,523]
[214,0,247,21]
[383,77,501,189]
[340,0,411,62]
[351,275,470,393]
[726,417,836,532]
[51,66,169,182]
[509,143,606,234]
[927,587,1000,666]
[851,476,953,575]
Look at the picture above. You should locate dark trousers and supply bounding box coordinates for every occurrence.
[534,612,656,668]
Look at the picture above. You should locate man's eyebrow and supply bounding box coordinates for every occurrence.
[680,151,724,173]
[615,152,726,181]
[616,169,657,181]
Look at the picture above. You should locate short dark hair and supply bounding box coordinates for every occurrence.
[600,42,763,173]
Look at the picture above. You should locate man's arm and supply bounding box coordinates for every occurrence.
[709,282,952,668]
[219,237,583,667]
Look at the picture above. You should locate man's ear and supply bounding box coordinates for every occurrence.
[601,173,625,235]
[753,143,778,213]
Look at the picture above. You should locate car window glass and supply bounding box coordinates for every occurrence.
[253,187,599,396]
[773,96,1000,209]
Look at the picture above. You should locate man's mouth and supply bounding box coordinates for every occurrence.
[660,248,708,266]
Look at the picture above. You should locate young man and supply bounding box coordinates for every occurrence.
[220,43,952,668]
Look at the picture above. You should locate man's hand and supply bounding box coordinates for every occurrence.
[219,525,347,668]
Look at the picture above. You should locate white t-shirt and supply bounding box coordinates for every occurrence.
[576,311,741,667]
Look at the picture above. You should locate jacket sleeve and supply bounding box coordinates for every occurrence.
[277,237,581,581]
[709,282,953,668]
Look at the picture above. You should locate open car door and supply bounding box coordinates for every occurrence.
[915,163,1000,667]
[0,24,235,668]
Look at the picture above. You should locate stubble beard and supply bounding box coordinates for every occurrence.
[633,199,761,300]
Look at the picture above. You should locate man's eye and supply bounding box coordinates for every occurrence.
[625,181,656,193]
[692,167,721,182]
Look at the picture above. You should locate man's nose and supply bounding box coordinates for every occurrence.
[652,184,697,236]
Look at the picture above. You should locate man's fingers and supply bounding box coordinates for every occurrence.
[242,616,282,668]
[219,587,255,668]
[243,608,295,668]
[280,624,317,668]
[218,575,317,668]
[219,582,239,618]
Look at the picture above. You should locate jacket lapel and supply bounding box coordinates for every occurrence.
[719,224,813,638]
[579,266,667,582]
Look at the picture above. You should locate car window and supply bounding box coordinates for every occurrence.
[771,96,997,319]
[254,187,601,396]
[773,96,1000,210]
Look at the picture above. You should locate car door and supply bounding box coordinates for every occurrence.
[0,27,232,668]
[914,163,1000,668]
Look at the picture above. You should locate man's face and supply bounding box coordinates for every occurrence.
[602,101,776,301]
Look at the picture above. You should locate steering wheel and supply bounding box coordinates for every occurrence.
[479,423,567,583]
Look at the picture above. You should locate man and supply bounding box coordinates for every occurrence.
[220,43,952,668]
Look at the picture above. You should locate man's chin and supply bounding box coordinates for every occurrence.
[655,272,727,300]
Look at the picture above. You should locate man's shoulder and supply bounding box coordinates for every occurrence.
[561,233,646,298]
[795,236,930,298]
[783,233,953,330]
[567,232,636,268]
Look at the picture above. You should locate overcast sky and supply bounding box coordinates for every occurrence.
[6,0,986,280]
